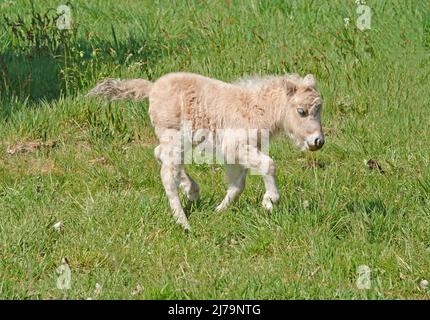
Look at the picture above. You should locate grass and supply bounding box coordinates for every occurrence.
[0,0,429,299]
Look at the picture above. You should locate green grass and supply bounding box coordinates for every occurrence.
[0,0,429,299]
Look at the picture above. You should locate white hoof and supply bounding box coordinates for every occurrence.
[262,197,273,212]
[174,213,191,231]
[215,203,227,212]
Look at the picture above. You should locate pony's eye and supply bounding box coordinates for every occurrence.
[297,108,307,117]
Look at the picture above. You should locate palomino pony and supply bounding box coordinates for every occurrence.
[87,72,324,230]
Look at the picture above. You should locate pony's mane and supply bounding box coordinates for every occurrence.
[233,74,303,91]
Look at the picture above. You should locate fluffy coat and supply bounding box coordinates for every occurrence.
[87,72,324,230]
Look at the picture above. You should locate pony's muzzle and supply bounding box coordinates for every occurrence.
[306,134,324,151]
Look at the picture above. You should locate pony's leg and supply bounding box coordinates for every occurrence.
[155,129,191,230]
[179,169,200,202]
[239,145,280,212]
[160,162,190,230]
[215,164,247,212]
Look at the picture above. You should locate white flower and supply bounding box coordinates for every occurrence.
[53,221,63,232]
[95,283,102,295]
[132,284,143,296]
[344,18,350,28]
[419,279,429,290]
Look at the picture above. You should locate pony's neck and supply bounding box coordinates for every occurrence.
[250,84,287,133]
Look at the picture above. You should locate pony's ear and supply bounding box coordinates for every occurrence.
[303,74,317,88]
[284,79,298,96]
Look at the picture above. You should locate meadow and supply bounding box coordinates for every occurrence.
[0,0,429,299]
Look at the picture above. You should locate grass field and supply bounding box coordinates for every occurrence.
[0,0,429,299]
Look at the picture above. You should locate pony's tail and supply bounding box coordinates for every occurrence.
[86,78,153,101]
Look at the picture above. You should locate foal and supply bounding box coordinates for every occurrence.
[87,72,324,230]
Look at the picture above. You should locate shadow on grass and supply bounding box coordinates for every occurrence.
[0,35,164,104]
[330,197,398,242]
[345,198,388,216]
[0,2,197,123]
[183,194,220,217]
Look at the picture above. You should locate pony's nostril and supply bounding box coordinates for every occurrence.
[314,137,324,147]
